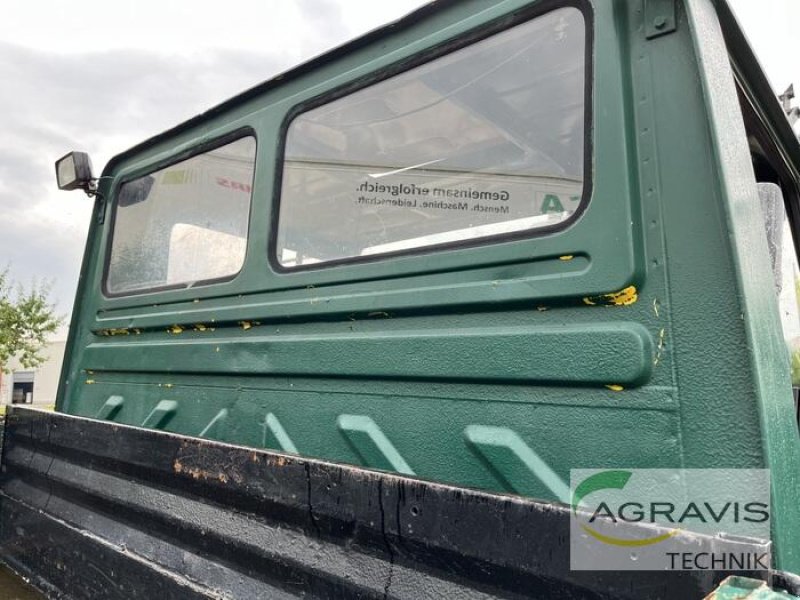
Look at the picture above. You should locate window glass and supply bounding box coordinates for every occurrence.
[106,136,256,294]
[778,218,800,386]
[277,7,586,268]
[758,182,800,385]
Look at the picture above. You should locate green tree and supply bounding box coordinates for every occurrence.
[0,270,63,372]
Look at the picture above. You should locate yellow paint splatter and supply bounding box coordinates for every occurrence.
[605,384,624,392]
[240,321,252,331]
[583,286,638,307]
[194,324,208,332]
[605,286,638,306]
[85,379,96,385]
[168,325,184,334]
[99,328,130,336]
[559,255,574,261]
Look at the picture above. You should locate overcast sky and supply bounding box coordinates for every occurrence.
[0,0,797,334]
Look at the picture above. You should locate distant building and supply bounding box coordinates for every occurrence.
[0,340,66,409]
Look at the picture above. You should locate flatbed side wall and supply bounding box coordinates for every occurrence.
[2,408,782,600]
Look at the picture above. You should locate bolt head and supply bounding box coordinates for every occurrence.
[653,15,668,29]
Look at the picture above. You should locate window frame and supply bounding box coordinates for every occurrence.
[102,127,258,298]
[737,76,800,427]
[269,0,593,273]
[737,80,800,266]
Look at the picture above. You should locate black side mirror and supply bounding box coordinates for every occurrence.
[55,151,94,193]
[118,175,155,207]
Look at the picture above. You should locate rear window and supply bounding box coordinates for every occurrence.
[275,6,587,269]
[106,135,256,295]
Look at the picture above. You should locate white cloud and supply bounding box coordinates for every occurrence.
[0,0,426,57]
[728,0,800,95]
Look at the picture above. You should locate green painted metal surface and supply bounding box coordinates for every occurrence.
[708,576,798,600]
[55,0,800,574]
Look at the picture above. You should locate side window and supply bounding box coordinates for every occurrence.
[106,136,256,295]
[741,81,800,404]
[760,183,800,386]
[276,6,587,268]
[779,214,800,388]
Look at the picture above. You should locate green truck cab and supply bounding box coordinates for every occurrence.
[2,0,800,598]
